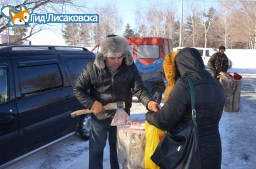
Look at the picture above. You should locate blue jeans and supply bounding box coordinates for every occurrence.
[89,118,119,169]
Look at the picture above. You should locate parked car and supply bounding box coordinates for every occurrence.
[92,37,173,103]
[0,45,94,166]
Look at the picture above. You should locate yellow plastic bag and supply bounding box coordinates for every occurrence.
[145,121,165,169]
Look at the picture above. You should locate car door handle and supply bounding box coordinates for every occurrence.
[0,113,14,123]
[65,95,73,100]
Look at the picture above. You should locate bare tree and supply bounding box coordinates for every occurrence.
[164,10,176,40]
[219,0,256,49]
[237,0,256,21]
[221,10,248,48]
[137,24,148,37]
[147,7,165,37]
[192,8,195,46]
[12,26,28,45]
[134,4,148,37]
[136,6,178,40]
[80,23,94,46]
[184,8,205,47]
[203,7,217,48]
[90,4,122,44]
[238,0,256,48]
[62,23,79,46]
[62,22,94,46]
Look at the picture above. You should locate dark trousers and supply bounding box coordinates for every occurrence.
[89,118,119,169]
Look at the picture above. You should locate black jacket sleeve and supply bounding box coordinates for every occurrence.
[131,64,153,107]
[73,67,95,109]
[146,79,189,131]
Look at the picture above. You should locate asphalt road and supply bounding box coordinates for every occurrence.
[3,74,256,169]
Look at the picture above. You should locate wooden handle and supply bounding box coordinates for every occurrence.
[71,103,119,118]
[70,109,93,117]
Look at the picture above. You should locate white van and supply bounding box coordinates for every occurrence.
[173,47,218,66]
[194,47,218,66]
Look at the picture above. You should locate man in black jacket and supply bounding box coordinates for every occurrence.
[74,35,160,169]
[207,46,230,79]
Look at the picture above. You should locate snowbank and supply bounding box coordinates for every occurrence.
[225,49,256,69]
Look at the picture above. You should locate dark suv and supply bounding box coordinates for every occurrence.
[0,45,94,166]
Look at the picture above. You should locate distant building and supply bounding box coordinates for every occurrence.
[0,35,16,44]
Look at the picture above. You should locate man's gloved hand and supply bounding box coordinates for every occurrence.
[148,101,161,112]
[91,101,105,114]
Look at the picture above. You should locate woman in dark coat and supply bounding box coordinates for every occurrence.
[146,47,225,169]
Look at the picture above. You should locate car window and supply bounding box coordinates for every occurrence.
[19,64,63,96]
[205,50,209,56]
[0,68,8,104]
[137,45,159,59]
[65,58,91,85]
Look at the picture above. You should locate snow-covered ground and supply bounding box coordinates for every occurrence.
[225,49,256,69]
[3,73,256,169]
[220,75,256,169]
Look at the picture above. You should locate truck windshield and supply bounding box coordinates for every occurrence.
[137,45,159,59]
[0,68,8,104]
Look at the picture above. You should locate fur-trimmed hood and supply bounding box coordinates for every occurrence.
[163,48,206,102]
[94,35,134,69]
[175,47,205,77]
[163,50,179,102]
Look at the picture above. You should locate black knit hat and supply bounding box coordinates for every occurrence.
[219,46,225,50]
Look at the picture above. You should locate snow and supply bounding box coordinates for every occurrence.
[220,77,256,169]
[174,48,256,71]
[225,49,256,69]
[3,72,256,169]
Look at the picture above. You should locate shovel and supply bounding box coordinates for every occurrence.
[71,102,132,126]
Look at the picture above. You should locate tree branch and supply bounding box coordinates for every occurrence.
[8,25,42,45]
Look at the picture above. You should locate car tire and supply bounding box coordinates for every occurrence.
[77,115,91,141]
[152,87,162,103]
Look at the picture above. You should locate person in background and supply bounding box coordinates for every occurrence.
[74,35,160,169]
[207,46,230,79]
[146,47,225,169]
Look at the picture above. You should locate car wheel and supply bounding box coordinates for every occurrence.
[77,115,91,141]
[152,87,162,103]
